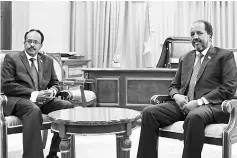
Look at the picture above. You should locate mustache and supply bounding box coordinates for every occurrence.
[192,38,201,44]
[192,38,201,43]
[28,47,36,50]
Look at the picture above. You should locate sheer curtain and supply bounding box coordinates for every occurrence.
[150,1,237,67]
[71,1,149,68]
[72,1,237,68]
[71,1,115,68]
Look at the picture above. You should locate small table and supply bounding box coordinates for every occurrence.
[47,107,141,158]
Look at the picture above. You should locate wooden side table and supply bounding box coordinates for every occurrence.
[48,107,141,158]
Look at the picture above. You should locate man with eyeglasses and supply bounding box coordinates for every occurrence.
[1,29,73,158]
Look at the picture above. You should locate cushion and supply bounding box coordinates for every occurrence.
[160,121,227,138]
[69,89,96,102]
[5,114,50,128]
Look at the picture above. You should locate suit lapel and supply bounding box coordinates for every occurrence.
[37,54,43,89]
[185,51,196,87]
[20,51,35,82]
[196,46,216,81]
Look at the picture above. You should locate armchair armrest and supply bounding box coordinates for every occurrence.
[58,78,96,107]
[62,78,95,84]
[0,94,7,117]
[221,100,237,143]
[0,94,7,108]
[59,78,85,87]
[221,100,237,113]
[60,78,95,90]
[58,79,85,105]
[0,94,8,152]
[57,90,73,100]
[150,95,173,105]
[84,79,95,84]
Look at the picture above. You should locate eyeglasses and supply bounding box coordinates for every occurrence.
[25,39,41,45]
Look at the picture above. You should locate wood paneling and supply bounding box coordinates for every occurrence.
[82,68,176,111]
[1,2,12,49]
[96,78,119,105]
[126,78,172,105]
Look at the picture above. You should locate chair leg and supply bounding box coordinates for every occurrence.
[90,101,96,107]
[0,118,8,158]
[41,129,49,149]
[0,129,8,158]
[157,136,159,158]
[70,135,76,158]
[222,134,231,158]
[92,100,97,107]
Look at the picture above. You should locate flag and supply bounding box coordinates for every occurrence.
[143,2,151,55]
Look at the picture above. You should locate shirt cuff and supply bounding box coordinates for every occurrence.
[30,91,39,102]
[49,87,57,96]
[201,97,209,105]
[171,93,178,99]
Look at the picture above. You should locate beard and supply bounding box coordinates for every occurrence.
[192,39,207,52]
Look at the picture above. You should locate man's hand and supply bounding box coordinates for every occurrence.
[36,90,47,103]
[45,89,54,99]
[173,94,188,110]
[36,90,54,104]
[44,89,54,103]
[182,100,199,114]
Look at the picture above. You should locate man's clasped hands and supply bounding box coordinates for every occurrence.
[173,94,199,114]
[36,89,55,105]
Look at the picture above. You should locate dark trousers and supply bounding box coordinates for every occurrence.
[11,98,73,158]
[137,101,228,158]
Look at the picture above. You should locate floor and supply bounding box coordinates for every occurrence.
[8,126,237,158]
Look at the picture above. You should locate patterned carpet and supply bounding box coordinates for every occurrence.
[8,127,237,158]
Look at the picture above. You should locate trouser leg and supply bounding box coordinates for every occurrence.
[12,99,44,158]
[41,98,73,153]
[137,101,185,158]
[182,106,216,158]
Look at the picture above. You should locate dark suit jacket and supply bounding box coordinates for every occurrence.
[169,46,237,122]
[1,51,60,116]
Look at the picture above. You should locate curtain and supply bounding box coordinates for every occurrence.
[72,1,149,68]
[149,1,237,67]
[72,1,113,68]
[72,1,237,68]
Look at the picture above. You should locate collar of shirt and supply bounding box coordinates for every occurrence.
[24,50,38,71]
[195,45,211,58]
[195,45,211,63]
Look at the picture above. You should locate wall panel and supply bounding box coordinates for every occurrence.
[82,68,176,111]
[1,1,12,49]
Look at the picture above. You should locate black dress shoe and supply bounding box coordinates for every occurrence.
[46,155,59,158]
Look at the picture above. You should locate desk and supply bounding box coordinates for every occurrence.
[48,107,141,158]
[82,68,177,111]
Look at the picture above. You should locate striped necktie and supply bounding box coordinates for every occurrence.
[29,58,39,91]
[187,53,204,101]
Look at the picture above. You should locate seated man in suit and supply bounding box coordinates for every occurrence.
[137,20,237,158]
[1,29,74,158]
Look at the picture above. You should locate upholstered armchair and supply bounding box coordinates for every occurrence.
[152,42,237,158]
[150,95,237,158]
[0,50,96,158]
[48,52,97,107]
